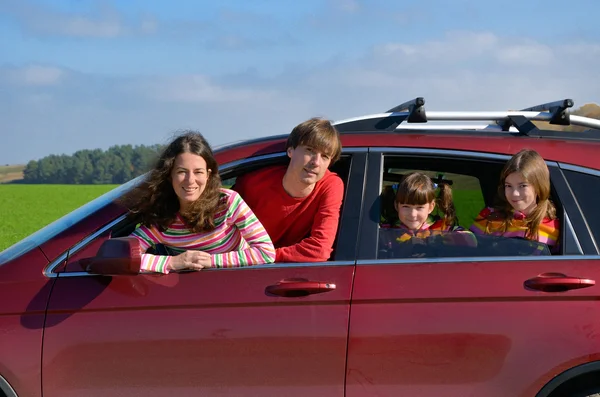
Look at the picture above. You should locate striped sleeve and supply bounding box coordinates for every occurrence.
[130,225,172,274]
[469,207,492,235]
[211,191,276,268]
[538,217,560,247]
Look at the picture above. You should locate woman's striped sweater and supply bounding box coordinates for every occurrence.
[130,188,276,273]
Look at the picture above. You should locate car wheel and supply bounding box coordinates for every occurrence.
[571,389,600,397]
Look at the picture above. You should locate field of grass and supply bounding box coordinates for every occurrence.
[0,184,118,252]
[452,189,486,228]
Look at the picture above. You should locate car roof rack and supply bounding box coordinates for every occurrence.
[333,97,600,141]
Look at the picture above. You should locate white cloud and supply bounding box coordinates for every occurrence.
[127,74,280,103]
[1,31,599,165]
[331,0,361,13]
[1,0,156,38]
[495,42,554,66]
[1,65,65,86]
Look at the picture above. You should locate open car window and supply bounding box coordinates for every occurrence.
[370,153,567,261]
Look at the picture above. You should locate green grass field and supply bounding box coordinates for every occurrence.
[452,189,486,228]
[0,184,118,252]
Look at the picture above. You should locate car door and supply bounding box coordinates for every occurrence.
[41,151,366,397]
[345,149,600,397]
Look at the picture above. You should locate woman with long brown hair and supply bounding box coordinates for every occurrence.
[121,131,275,273]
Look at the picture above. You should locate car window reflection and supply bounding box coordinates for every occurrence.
[377,228,551,260]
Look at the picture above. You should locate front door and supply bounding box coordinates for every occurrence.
[43,263,354,397]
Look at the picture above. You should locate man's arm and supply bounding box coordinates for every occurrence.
[275,176,344,262]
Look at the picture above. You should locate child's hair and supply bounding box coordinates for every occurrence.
[394,172,457,227]
[486,149,557,240]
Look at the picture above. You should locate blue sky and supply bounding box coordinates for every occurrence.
[1,0,599,165]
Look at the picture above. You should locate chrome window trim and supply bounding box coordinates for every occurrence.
[55,261,356,278]
[564,211,583,254]
[559,163,600,177]
[374,147,563,167]
[375,147,513,161]
[358,255,600,266]
[342,147,369,153]
[219,152,287,171]
[219,147,366,172]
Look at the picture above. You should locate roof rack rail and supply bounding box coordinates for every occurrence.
[386,97,427,123]
[345,97,428,131]
[500,98,574,132]
[333,98,600,141]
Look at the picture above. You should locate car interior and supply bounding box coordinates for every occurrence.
[376,155,566,259]
[107,153,354,262]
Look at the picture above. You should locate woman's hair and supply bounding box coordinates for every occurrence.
[485,149,556,239]
[393,172,457,227]
[120,131,222,233]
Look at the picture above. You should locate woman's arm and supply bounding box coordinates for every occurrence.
[130,225,173,274]
[210,191,276,268]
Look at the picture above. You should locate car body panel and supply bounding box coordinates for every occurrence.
[42,264,354,397]
[0,247,52,397]
[346,258,600,397]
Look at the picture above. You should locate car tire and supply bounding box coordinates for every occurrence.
[571,390,600,397]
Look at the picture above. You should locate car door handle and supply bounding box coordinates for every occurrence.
[524,272,595,292]
[266,279,336,297]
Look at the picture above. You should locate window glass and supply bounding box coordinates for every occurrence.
[377,229,551,259]
[376,157,557,260]
[380,168,485,229]
[563,169,600,245]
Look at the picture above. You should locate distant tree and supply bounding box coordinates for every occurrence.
[21,144,163,184]
[22,160,39,182]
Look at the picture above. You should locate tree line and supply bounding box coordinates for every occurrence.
[22,144,164,184]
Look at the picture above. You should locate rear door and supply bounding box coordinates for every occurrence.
[345,149,600,397]
[41,151,366,397]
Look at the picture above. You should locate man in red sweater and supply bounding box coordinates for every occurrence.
[234,117,344,263]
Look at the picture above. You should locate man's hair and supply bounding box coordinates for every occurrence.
[286,117,342,164]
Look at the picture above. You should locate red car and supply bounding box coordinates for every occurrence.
[2,98,600,397]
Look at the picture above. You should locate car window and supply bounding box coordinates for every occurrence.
[227,154,354,261]
[380,168,484,229]
[58,153,357,273]
[374,155,559,260]
[563,169,600,246]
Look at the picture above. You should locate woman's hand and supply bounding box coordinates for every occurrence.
[168,250,212,272]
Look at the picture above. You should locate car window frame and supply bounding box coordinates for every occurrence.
[44,149,368,278]
[558,163,600,254]
[357,147,593,264]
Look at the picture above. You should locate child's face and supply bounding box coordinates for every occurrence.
[395,201,435,230]
[504,172,537,215]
